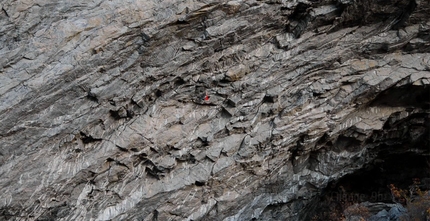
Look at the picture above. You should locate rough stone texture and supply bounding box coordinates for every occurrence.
[343,202,408,221]
[0,0,429,220]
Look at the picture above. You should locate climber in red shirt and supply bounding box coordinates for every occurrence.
[204,92,210,101]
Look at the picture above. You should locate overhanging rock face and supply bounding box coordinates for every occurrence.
[0,0,429,220]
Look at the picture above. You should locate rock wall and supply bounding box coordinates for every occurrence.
[0,0,429,220]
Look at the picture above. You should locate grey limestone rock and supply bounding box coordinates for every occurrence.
[0,0,429,220]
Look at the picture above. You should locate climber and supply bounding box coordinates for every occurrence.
[204,91,210,101]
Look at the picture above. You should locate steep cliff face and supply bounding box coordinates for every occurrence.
[0,0,429,220]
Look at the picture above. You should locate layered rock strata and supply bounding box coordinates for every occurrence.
[0,0,429,220]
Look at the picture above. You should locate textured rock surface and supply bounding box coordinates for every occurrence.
[342,202,407,221]
[0,0,429,220]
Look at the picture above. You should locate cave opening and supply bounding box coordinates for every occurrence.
[327,151,429,201]
[305,145,430,221]
[300,83,430,220]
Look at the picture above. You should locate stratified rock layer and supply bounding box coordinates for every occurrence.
[0,0,429,220]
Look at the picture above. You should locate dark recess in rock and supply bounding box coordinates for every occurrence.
[306,151,430,221]
[371,85,430,108]
[79,131,102,144]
